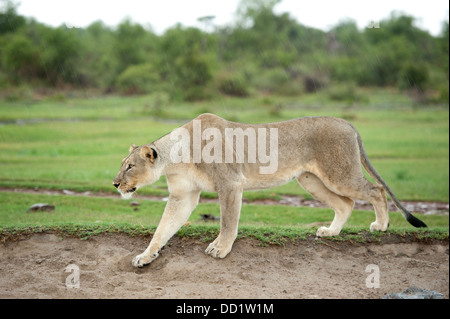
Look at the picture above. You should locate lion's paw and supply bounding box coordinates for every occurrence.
[369,221,388,232]
[131,251,159,268]
[316,226,339,237]
[205,240,232,259]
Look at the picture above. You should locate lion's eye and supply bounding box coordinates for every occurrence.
[126,164,133,171]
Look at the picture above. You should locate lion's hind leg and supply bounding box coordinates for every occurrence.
[297,172,354,237]
[316,172,390,234]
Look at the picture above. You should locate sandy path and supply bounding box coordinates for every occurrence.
[0,233,448,299]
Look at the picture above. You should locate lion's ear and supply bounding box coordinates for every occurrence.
[140,145,158,163]
[129,144,138,153]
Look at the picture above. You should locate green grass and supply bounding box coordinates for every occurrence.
[2,223,448,247]
[0,191,447,229]
[0,109,447,200]
[0,90,448,242]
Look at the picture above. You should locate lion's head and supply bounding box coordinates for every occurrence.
[113,144,162,199]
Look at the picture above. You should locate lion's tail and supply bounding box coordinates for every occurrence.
[355,131,427,228]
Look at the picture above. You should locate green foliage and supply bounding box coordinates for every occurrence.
[398,62,428,91]
[79,21,118,88]
[116,63,160,94]
[0,0,448,102]
[217,71,250,97]
[1,32,39,82]
[38,26,81,84]
[326,82,367,104]
[0,0,25,35]
[113,19,155,74]
[173,53,213,100]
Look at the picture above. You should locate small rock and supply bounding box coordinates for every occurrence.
[425,210,449,216]
[63,189,75,195]
[130,201,140,207]
[382,287,444,299]
[200,214,220,221]
[27,203,55,213]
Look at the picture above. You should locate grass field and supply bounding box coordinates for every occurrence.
[0,89,448,241]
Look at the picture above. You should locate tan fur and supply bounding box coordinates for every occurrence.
[113,113,425,268]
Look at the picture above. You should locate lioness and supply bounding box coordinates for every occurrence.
[113,113,426,268]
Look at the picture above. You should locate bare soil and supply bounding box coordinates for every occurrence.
[0,233,448,299]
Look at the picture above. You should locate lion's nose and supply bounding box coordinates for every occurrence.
[113,182,120,189]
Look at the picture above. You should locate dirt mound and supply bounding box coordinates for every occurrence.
[0,233,448,299]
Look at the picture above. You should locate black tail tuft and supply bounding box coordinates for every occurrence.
[407,214,427,228]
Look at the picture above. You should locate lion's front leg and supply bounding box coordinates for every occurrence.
[132,190,200,268]
[205,186,243,259]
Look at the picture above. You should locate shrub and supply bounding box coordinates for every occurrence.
[2,33,40,82]
[252,68,288,94]
[217,72,249,97]
[398,62,428,92]
[116,63,160,94]
[172,54,213,101]
[326,82,367,104]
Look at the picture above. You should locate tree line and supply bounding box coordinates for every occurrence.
[0,0,448,102]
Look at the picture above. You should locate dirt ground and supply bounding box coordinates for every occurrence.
[0,233,448,299]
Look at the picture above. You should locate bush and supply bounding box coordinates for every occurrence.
[326,82,367,104]
[2,33,40,82]
[182,86,213,101]
[329,57,365,84]
[303,75,326,93]
[38,26,81,85]
[217,72,249,97]
[170,53,213,101]
[250,67,307,96]
[116,63,160,94]
[398,62,428,92]
[252,68,287,93]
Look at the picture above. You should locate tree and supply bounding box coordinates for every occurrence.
[398,61,428,92]
[38,25,81,85]
[0,0,25,35]
[2,32,39,81]
[114,19,148,74]
[79,21,118,88]
[160,26,214,100]
[235,0,281,28]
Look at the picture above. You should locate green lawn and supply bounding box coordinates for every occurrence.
[0,191,447,232]
[0,97,448,201]
[0,90,448,239]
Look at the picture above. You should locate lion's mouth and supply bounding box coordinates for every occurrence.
[118,187,137,200]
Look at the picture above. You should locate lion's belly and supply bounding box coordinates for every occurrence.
[242,168,304,191]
